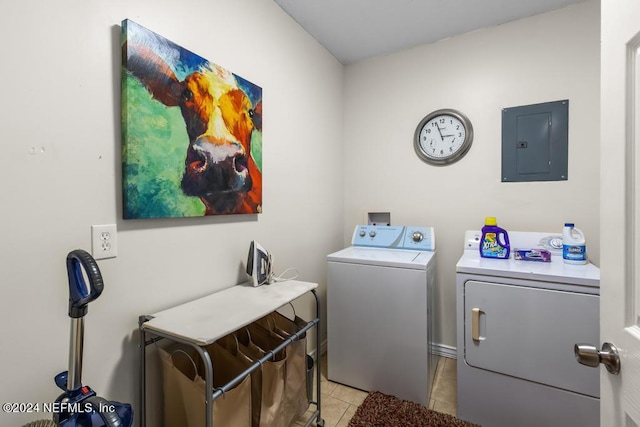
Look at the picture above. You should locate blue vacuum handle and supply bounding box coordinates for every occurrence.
[67,250,103,318]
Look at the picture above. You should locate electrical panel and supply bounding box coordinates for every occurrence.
[501,100,568,182]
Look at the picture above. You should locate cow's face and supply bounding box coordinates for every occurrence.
[124,40,261,214]
[178,70,255,201]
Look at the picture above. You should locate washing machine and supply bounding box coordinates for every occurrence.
[456,230,600,427]
[327,225,436,406]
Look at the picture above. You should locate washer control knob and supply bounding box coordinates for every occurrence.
[359,230,366,237]
[369,231,376,238]
[412,232,424,242]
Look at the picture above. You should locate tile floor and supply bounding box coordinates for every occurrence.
[295,354,457,427]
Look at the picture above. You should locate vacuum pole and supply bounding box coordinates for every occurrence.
[65,250,103,392]
[67,317,84,392]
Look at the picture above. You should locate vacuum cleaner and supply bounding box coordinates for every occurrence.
[51,249,133,427]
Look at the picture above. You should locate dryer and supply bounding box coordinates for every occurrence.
[456,230,600,427]
[327,225,436,406]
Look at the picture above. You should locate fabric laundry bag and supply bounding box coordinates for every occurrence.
[217,333,286,427]
[158,342,251,427]
[248,318,308,426]
[255,312,310,419]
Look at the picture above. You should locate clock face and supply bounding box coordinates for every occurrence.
[414,109,473,165]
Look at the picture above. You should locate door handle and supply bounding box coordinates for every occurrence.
[574,342,621,375]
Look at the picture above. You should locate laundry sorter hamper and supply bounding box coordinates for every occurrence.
[138,280,324,427]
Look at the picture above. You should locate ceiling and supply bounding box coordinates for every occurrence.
[273,0,586,64]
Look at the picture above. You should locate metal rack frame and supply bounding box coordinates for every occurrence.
[138,282,324,427]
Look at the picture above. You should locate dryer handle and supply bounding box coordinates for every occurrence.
[471,308,484,342]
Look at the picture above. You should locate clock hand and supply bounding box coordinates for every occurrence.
[435,123,444,141]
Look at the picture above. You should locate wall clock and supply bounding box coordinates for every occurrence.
[414,108,474,166]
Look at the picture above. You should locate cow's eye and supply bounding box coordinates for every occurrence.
[182,88,193,102]
[248,109,254,118]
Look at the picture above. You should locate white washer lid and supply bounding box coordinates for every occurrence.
[327,246,435,269]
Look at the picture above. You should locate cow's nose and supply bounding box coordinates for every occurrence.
[193,137,244,164]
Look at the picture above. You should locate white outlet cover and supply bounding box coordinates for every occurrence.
[464,230,482,250]
[91,224,118,259]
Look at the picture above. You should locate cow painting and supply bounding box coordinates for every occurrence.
[121,20,262,218]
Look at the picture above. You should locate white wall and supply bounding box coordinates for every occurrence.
[342,0,601,349]
[0,0,343,425]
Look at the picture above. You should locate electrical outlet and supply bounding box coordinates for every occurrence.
[465,230,482,251]
[91,224,118,260]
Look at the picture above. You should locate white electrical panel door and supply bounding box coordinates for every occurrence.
[463,280,599,397]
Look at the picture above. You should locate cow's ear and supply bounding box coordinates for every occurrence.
[122,42,182,107]
[251,100,262,132]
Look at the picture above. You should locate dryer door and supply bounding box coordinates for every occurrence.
[463,280,599,397]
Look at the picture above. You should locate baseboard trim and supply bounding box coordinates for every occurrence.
[308,339,327,361]
[313,340,456,360]
[431,343,457,359]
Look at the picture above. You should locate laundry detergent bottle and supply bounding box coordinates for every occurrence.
[480,217,510,259]
[562,223,587,264]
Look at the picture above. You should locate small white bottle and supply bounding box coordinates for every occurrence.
[562,223,587,264]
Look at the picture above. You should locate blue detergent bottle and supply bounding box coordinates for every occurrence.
[480,217,510,259]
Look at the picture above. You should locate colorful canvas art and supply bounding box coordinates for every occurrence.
[121,19,262,218]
